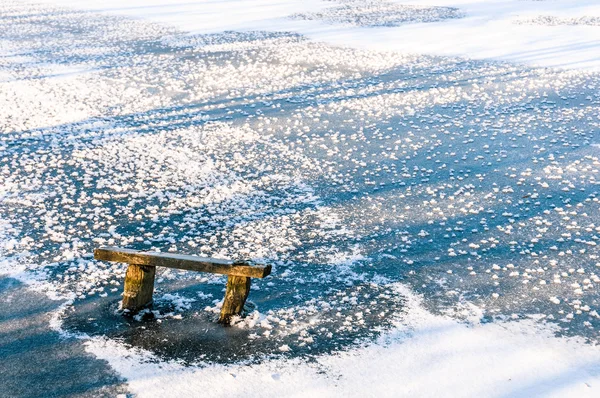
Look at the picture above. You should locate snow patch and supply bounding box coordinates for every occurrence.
[84,283,600,397]
[33,0,600,71]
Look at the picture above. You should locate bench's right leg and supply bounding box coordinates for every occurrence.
[218,275,251,325]
[122,264,156,313]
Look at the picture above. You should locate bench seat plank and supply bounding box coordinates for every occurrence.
[94,246,271,278]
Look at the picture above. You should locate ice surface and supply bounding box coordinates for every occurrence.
[1,0,600,396]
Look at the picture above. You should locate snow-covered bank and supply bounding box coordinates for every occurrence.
[33,0,600,71]
[86,284,600,398]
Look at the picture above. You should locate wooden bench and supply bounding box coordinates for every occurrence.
[94,246,271,324]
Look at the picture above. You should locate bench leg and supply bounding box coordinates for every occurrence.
[218,275,251,325]
[122,264,156,313]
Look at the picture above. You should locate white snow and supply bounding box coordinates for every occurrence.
[2,0,600,396]
[85,284,600,398]
[0,220,23,277]
[33,0,600,71]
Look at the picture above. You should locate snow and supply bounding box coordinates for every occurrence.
[1,0,600,396]
[85,284,600,398]
[32,0,600,71]
[0,220,22,276]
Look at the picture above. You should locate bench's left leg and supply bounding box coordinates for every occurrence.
[218,275,251,325]
[122,264,156,313]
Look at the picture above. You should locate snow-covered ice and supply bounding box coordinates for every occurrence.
[1,0,600,396]
[31,0,600,71]
[85,285,600,397]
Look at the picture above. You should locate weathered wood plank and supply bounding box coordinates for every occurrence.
[94,246,271,278]
[122,264,156,312]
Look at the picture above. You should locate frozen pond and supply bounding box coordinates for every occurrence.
[1,0,600,396]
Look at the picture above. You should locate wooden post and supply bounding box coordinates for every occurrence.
[122,264,156,312]
[218,272,251,325]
